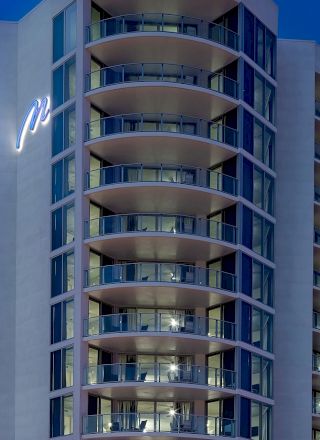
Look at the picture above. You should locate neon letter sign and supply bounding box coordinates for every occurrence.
[16,96,51,151]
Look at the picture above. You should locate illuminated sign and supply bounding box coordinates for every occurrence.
[16,96,51,152]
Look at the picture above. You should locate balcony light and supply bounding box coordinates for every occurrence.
[170,364,178,371]
[169,409,176,416]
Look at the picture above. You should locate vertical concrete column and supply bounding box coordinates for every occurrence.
[274,40,315,440]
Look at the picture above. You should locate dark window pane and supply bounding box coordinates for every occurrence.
[53,12,64,63]
[242,253,252,296]
[53,65,64,110]
[50,397,61,437]
[243,8,254,59]
[52,160,63,204]
[51,303,62,344]
[52,207,63,250]
[52,112,64,156]
[51,255,63,297]
[51,350,62,391]
[266,30,276,77]
[240,397,251,438]
[241,349,251,392]
[243,110,253,155]
[243,62,254,107]
[242,206,253,250]
[241,302,252,344]
[243,158,253,202]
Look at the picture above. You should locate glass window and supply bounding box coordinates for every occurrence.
[241,302,273,352]
[50,346,73,390]
[242,159,274,215]
[241,253,273,306]
[65,2,77,54]
[53,65,64,109]
[52,56,76,110]
[254,74,264,116]
[242,207,274,261]
[52,154,75,204]
[243,63,275,124]
[53,2,76,63]
[240,350,272,398]
[52,203,75,250]
[244,62,254,107]
[51,251,74,297]
[255,20,265,69]
[242,110,275,169]
[242,6,276,79]
[243,7,254,59]
[51,299,74,344]
[52,104,76,156]
[50,395,73,437]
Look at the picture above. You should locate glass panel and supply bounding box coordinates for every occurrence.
[254,120,264,163]
[252,261,262,302]
[64,203,75,244]
[253,214,262,255]
[63,395,73,435]
[253,167,263,209]
[53,65,64,109]
[50,397,61,437]
[251,402,260,440]
[53,12,64,62]
[64,347,73,387]
[254,74,264,116]
[252,308,261,348]
[65,57,76,102]
[65,2,77,54]
[255,20,265,69]
[65,105,76,149]
[52,112,64,156]
[65,154,75,195]
[64,251,74,292]
[64,299,74,340]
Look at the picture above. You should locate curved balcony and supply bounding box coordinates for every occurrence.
[85,63,239,119]
[84,363,236,400]
[85,164,238,216]
[83,312,236,354]
[84,214,237,261]
[84,262,236,308]
[86,14,238,71]
[85,113,238,168]
[83,412,236,438]
[92,0,238,22]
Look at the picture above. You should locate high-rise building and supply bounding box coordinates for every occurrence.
[5,0,315,439]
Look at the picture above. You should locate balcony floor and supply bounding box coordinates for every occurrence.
[85,133,237,169]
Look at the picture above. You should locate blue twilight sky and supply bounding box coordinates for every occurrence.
[0,0,320,43]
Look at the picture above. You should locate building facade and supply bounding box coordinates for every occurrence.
[0,1,295,439]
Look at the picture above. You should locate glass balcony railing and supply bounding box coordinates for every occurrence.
[83,412,236,437]
[85,363,236,389]
[86,112,238,148]
[315,143,320,160]
[313,398,320,414]
[314,311,320,329]
[84,262,237,293]
[313,354,320,372]
[85,163,238,196]
[83,312,236,341]
[86,13,239,52]
[315,229,320,245]
[315,187,320,203]
[84,214,237,245]
[314,272,320,289]
[316,100,320,118]
[85,62,239,100]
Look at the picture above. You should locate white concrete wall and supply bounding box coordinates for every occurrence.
[0,20,18,440]
[14,1,76,439]
[274,39,316,440]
